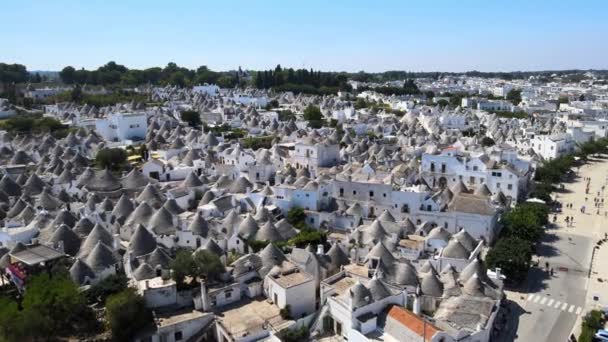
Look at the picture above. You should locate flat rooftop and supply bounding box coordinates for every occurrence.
[324,271,369,297]
[156,309,210,328]
[10,245,65,266]
[216,297,291,338]
[271,270,314,288]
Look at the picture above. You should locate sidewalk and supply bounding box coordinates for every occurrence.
[557,157,608,338]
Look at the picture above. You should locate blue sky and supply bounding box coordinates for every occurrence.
[2,0,607,72]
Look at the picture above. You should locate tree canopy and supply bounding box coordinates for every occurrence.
[303,105,324,128]
[170,249,226,288]
[485,237,533,284]
[0,63,28,84]
[106,288,152,342]
[506,89,522,105]
[180,110,202,127]
[0,273,100,340]
[254,65,349,94]
[95,148,128,171]
[59,61,239,88]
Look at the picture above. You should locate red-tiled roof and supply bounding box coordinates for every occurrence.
[387,306,440,342]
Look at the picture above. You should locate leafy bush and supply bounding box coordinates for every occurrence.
[278,110,296,122]
[303,105,323,128]
[278,326,310,342]
[0,113,66,135]
[106,288,152,342]
[180,110,201,127]
[85,273,128,304]
[288,229,326,248]
[579,310,604,342]
[287,207,307,229]
[241,136,274,150]
[279,304,292,319]
[95,148,128,171]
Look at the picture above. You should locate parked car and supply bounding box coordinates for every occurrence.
[594,329,608,341]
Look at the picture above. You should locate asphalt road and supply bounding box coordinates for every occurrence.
[500,163,605,342]
[513,230,592,342]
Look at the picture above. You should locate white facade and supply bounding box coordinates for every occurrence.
[420,151,530,200]
[95,112,147,142]
[266,270,316,318]
[530,134,575,160]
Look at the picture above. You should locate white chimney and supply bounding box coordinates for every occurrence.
[413,286,422,315]
[201,280,211,312]
[317,244,324,255]
[495,267,502,280]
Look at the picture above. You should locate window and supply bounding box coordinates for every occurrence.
[473,166,478,171]
[496,183,501,188]
[427,205,432,211]
[441,164,446,173]
[444,222,448,229]
[469,176,475,184]
[339,188,344,196]
[225,291,232,298]
[353,190,357,195]
[305,194,309,197]
[174,331,183,341]
[369,191,374,197]
[507,184,513,190]
[430,162,435,172]
[492,171,502,177]
[401,204,409,213]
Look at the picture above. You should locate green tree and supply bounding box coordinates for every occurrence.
[506,89,522,105]
[287,207,307,229]
[59,66,76,84]
[95,148,128,171]
[193,249,225,281]
[180,110,202,127]
[170,249,199,289]
[288,228,326,248]
[71,84,83,102]
[22,273,98,339]
[0,296,25,342]
[0,63,28,85]
[485,237,532,284]
[85,273,128,304]
[480,136,495,147]
[354,98,369,109]
[579,310,604,342]
[278,110,296,122]
[500,206,544,242]
[303,105,323,129]
[106,288,152,342]
[436,99,449,107]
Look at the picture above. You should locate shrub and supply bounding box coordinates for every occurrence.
[95,148,128,171]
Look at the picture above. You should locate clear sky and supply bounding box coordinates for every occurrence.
[2,0,607,72]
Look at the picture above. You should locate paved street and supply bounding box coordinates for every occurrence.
[500,157,608,342]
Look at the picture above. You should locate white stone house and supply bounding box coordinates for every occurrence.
[94,112,147,142]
